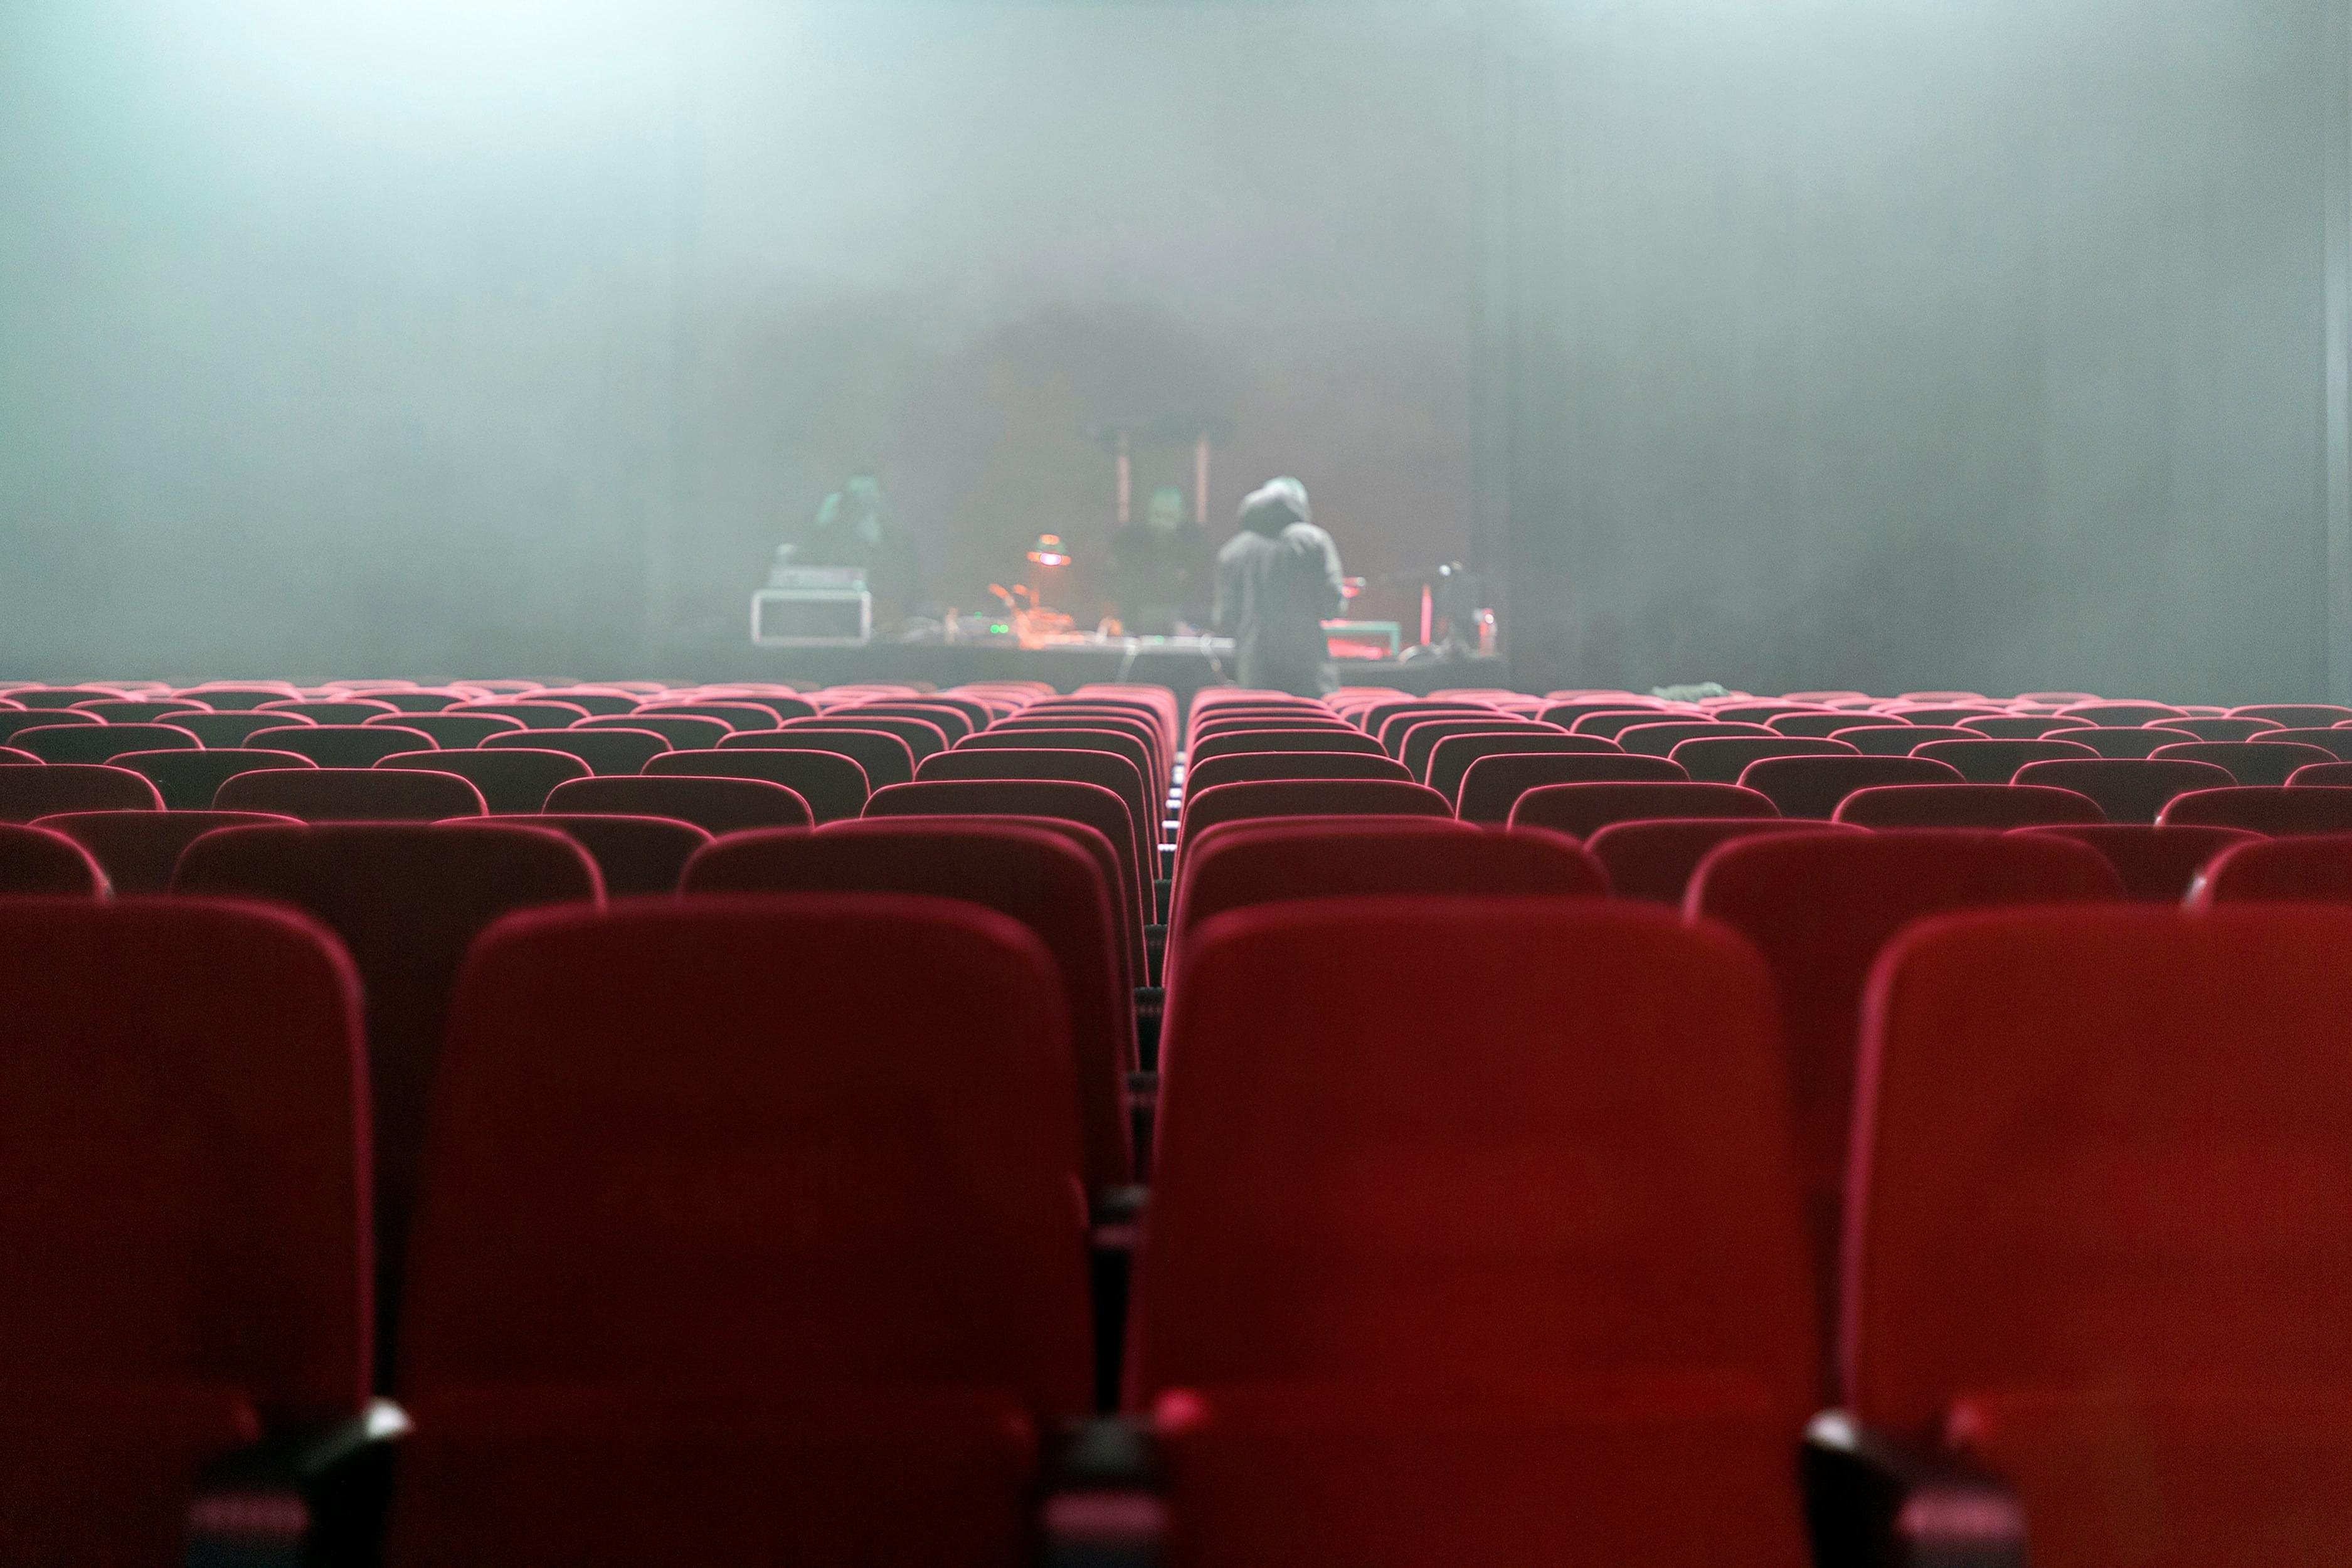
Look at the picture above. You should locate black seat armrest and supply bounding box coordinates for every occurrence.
[1803,1409,2026,1568]
[186,1397,411,1568]
[1041,1416,1163,1568]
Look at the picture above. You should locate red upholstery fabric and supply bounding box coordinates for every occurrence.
[1615,719,1776,757]
[1910,738,2100,782]
[1184,750,1412,794]
[2008,758,2238,824]
[1453,753,1682,824]
[215,767,487,822]
[1189,727,1385,766]
[1735,755,1966,819]
[1394,719,1555,781]
[465,813,711,897]
[367,712,526,749]
[2255,728,2352,761]
[0,898,368,1561]
[1670,736,1857,784]
[168,711,318,747]
[0,822,109,894]
[1510,781,1776,839]
[682,820,1135,1188]
[1846,906,2352,1567]
[576,713,731,750]
[866,779,1146,930]
[546,775,813,835]
[1181,778,1450,846]
[112,748,314,810]
[482,728,669,775]
[2189,834,2352,904]
[721,726,913,789]
[2150,740,2336,786]
[1831,783,2104,830]
[1825,724,1980,756]
[247,724,437,768]
[35,810,296,894]
[387,896,1089,1565]
[1422,732,1620,803]
[174,822,600,1358]
[2063,726,2204,759]
[2161,785,2352,836]
[1586,819,1863,904]
[1688,830,2122,1327]
[11,721,201,763]
[1135,897,1813,1567]
[256,699,399,725]
[2015,824,2258,903]
[921,747,1157,874]
[653,746,871,822]
[379,748,590,813]
[0,763,164,822]
[961,726,1163,805]
[783,714,949,762]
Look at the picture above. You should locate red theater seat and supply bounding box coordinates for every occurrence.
[215,768,486,822]
[2230,702,2352,728]
[649,747,869,824]
[1394,719,1555,781]
[0,822,109,894]
[248,724,437,769]
[634,701,780,731]
[462,813,711,898]
[2257,728,2352,761]
[546,775,813,835]
[785,714,949,763]
[682,822,1136,1189]
[1134,898,1814,1567]
[576,713,730,750]
[2188,834,2352,905]
[1181,778,1450,847]
[68,698,206,723]
[1910,737,2100,783]
[722,728,914,790]
[1586,819,1862,904]
[1825,724,1979,756]
[2165,716,2287,742]
[1957,715,2098,740]
[255,699,400,725]
[168,711,319,747]
[1845,905,2352,1568]
[385,896,1089,1567]
[1735,755,1965,820]
[1424,732,1620,804]
[1832,783,2104,830]
[1510,781,1776,839]
[2161,785,2352,836]
[369,711,527,749]
[921,747,1157,880]
[2063,726,2203,759]
[484,728,669,776]
[2015,824,2258,903]
[10,721,201,763]
[0,898,369,1565]
[1182,750,1412,794]
[961,727,1163,805]
[1189,728,1385,766]
[36,810,297,894]
[1456,752,1685,824]
[110,748,314,810]
[1614,719,1775,757]
[2151,740,2336,787]
[1670,735,1857,784]
[0,763,164,822]
[2010,758,2237,824]
[1688,830,2122,1330]
[175,822,600,1377]
[378,748,590,813]
[864,779,1147,948]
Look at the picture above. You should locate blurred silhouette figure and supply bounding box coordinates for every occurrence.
[787,472,925,623]
[1111,485,1212,634]
[1214,476,1343,696]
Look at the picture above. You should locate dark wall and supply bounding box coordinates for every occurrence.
[1501,0,2341,702]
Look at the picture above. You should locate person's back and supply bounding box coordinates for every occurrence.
[1214,477,1343,696]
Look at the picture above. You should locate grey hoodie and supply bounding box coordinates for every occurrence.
[1214,478,1345,695]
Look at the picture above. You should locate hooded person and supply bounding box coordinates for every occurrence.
[1213,476,1345,696]
[1110,485,1213,634]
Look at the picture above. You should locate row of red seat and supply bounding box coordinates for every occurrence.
[5,886,2347,1564]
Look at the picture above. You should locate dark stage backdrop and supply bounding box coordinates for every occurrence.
[0,1,1476,678]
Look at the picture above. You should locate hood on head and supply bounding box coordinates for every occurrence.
[1239,477,1311,536]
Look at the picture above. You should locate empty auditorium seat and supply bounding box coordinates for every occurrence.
[921,748,1156,881]
[1003,711,1168,787]
[385,896,1089,1567]
[961,726,1162,804]
[1189,727,1387,765]
[1510,780,1777,839]
[349,689,465,714]
[245,724,435,769]
[2161,785,2352,836]
[0,822,109,894]
[2063,726,2203,758]
[648,747,869,824]
[1735,754,1966,820]
[36,810,296,894]
[635,700,780,731]
[455,699,592,727]
[546,775,813,835]
[1181,778,1450,847]
[255,699,399,725]
[378,748,590,813]
[2006,757,2237,824]
[10,721,200,762]
[2185,834,2352,905]
[724,727,915,789]
[1671,735,1857,784]
[1135,898,1814,1567]
[1424,733,1621,804]
[1826,724,1980,756]
[112,747,315,810]
[0,898,369,1565]
[1770,711,1889,738]
[1957,715,2097,740]
[534,688,642,717]
[1181,750,1413,795]
[69,698,206,723]
[682,822,1136,1188]
[2254,727,2352,761]
[169,710,319,746]
[1832,783,2104,830]
[834,701,975,744]
[2056,700,2188,725]
[0,686,121,709]
[1615,719,1775,758]
[1167,824,1604,993]
[1571,707,1705,739]
[464,813,710,897]
[174,683,301,709]
[2014,823,2257,903]
[865,778,1147,934]
[1910,736,2099,783]
[373,711,529,748]
[484,728,669,775]
[2165,716,2286,742]
[577,712,731,750]
[0,746,33,765]
[0,763,163,822]
[1394,719,1552,781]
[1688,830,2122,1328]
[2294,761,2352,787]
[1586,818,1863,904]
[176,822,601,1375]
[1456,752,1685,824]
[2149,739,2334,786]
[786,714,948,762]
[215,767,486,822]
[2230,702,2352,728]
[1844,905,2352,1568]
[707,692,819,723]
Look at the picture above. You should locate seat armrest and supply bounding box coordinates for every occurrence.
[1041,1416,1163,1568]
[186,1398,411,1568]
[1086,1187,1150,1415]
[1803,1410,2025,1568]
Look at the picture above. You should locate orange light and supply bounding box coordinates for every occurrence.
[1026,533,1071,569]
